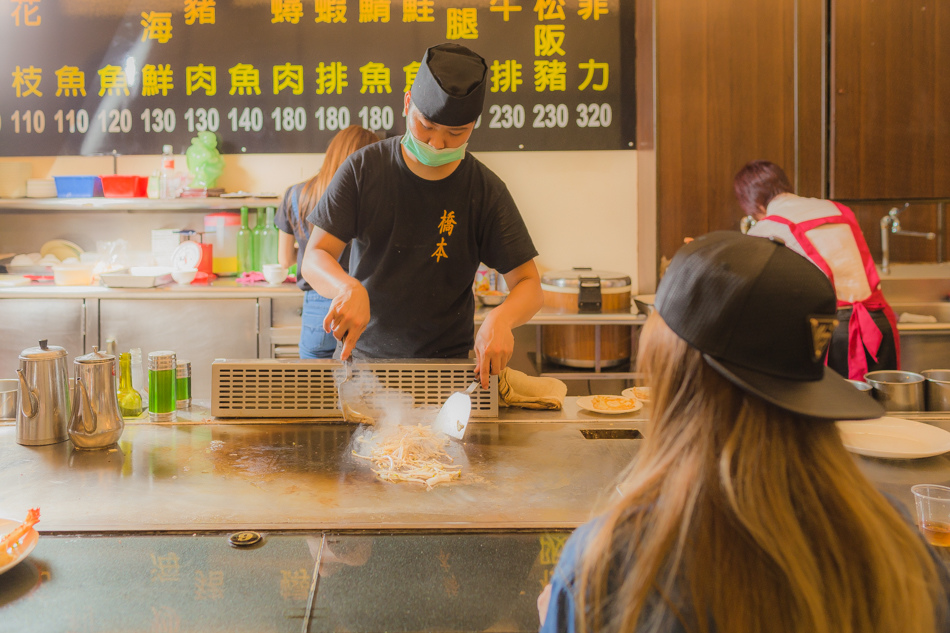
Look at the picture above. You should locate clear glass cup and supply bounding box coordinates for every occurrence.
[911,484,950,548]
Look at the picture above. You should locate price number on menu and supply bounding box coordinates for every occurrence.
[358,106,394,132]
[271,107,307,132]
[9,109,46,133]
[140,108,177,133]
[486,103,613,129]
[314,106,351,131]
[227,107,264,132]
[184,107,220,133]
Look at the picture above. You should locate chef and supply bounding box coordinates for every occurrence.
[301,43,543,388]
[733,160,899,380]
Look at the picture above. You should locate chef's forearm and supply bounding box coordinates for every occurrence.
[491,262,543,330]
[301,246,353,299]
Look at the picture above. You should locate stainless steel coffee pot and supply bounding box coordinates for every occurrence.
[68,346,124,449]
[16,339,70,446]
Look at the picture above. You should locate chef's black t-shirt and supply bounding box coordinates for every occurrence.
[308,136,538,359]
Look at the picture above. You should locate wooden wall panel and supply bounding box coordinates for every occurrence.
[655,0,823,264]
[832,0,950,198]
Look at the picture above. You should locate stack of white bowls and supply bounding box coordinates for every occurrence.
[0,162,32,198]
[26,178,57,198]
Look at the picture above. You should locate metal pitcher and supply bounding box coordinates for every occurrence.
[68,346,124,449]
[16,339,70,446]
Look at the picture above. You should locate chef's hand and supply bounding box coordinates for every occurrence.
[537,583,552,626]
[474,314,514,389]
[323,281,370,360]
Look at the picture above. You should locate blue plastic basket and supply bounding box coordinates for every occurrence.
[54,176,103,198]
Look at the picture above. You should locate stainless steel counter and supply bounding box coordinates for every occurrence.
[6,402,949,534]
[1,400,649,533]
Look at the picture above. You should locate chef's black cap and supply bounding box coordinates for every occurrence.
[654,231,883,421]
[410,43,487,126]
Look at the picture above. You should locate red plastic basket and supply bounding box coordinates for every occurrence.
[100,175,148,198]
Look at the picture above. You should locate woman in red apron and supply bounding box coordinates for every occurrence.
[734,160,899,381]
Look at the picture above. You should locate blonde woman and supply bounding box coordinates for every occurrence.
[539,232,950,633]
[276,125,380,358]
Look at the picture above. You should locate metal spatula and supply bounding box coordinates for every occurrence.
[338,357,374,425]
[433,381,479,440]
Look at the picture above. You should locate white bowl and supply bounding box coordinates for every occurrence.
[171,268,198,284]
[52,263,95,286]
[262,264,288,285]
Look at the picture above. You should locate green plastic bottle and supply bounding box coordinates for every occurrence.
[250,209,262,272]
[260,206,278,267]
[236,206,252,273]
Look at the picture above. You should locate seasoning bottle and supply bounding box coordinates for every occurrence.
[176,360,192,409]
[130,347,148,408]
[237,205,252,273]
[117,352,143,418]
[250,209,262,272]
[259,206,278,267]
[148,351,177,422]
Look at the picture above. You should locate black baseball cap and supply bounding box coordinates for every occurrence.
[410,43,487,126]
[654,231,883,420]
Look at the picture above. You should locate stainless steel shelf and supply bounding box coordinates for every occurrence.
[0,197,279,213]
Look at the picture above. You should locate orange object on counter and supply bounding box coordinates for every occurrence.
[101,175,148,198]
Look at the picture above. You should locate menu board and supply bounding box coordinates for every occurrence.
[0,0,633,155]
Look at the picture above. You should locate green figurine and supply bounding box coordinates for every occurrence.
[185,131,225,188]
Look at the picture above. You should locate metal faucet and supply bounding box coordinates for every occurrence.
[880,203,936,275]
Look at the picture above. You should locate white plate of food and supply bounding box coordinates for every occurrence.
[577,395,643,415]
[836,417,950,459]
[0,510,40,576]
[622,386,651,402]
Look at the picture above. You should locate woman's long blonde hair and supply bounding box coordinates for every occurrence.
[577,313,942,633]
[293,125,380,237]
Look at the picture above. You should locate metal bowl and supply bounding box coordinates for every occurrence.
[476,292,507,307]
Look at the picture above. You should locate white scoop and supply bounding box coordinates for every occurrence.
[433,381,479,440]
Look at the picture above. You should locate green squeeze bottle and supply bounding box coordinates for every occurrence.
[250,209,262,272]
[237,206,252,273]
[260,206,278,266]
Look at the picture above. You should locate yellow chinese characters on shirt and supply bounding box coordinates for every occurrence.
[432,211,457,263]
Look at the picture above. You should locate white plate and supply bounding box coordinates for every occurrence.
[577,395,643,415]
[622,387,651,402]
[0,517,39,576]
[836,417,950,459]
[40,239,83,261]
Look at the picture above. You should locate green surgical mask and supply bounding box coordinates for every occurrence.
[401,127,468,167]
